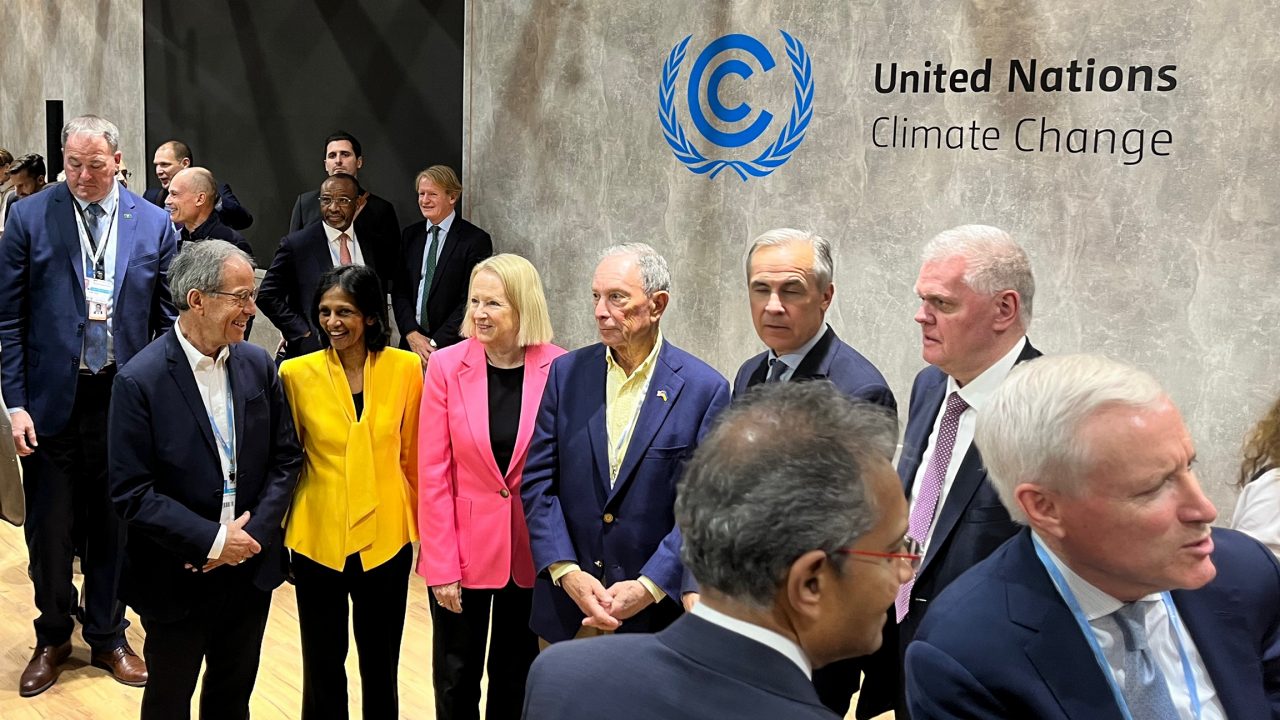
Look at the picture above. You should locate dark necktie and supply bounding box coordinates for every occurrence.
[418,225,441,329]
[765,357,787,382]
[83,202,109,373]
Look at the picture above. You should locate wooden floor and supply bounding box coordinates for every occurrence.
[0,517,890,719]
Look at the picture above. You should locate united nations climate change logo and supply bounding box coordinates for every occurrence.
[659,31,814,181]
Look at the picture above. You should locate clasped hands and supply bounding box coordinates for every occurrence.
[184,511,261,573]
[562,570,655,631]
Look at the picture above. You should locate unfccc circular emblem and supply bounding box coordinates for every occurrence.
[659,31,814,181]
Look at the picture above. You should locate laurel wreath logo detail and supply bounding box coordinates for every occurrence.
[659,31,814,181]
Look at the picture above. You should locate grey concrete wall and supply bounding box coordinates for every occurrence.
[0,0,146,180]
[463,1,1280,514]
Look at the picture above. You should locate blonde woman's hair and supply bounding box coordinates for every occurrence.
[461,253,554,347]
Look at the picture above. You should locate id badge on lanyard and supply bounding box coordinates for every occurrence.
[76,201,115,321]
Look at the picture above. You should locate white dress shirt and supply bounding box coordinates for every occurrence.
[322,221,365,267]
[416,210,456,314]
[765,323,828,382]
[1033,534,1224,719]
[174,320,235,559]
[691,602,812,679]
[909,336,1026,554]
[1232,468,1280,560]
[73,182,121,368]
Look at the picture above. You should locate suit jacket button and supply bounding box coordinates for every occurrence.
[594,560,603,568]
[603,513,614,524]
[500,488,510,498]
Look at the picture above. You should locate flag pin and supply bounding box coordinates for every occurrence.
[657,390,668,402]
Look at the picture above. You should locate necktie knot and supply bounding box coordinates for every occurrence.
[429,225,441,239]
[86,202,106,219]
[766,357,788,382]
[942,391,969,420]
[1113,602,1151,652]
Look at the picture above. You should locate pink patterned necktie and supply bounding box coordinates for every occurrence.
[338,232,353,265]
[895,390,969,623]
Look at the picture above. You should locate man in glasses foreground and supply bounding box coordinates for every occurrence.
[522,381,911,719]
[906,354,1280,719]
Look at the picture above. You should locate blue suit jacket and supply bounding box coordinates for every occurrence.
[732,325,896,411]
[523,613,839,719]
[521,340,730,642]
[108,331,302,622]
[906,528,1280,719]
[0,181,178,435]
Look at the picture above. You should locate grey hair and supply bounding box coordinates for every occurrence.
[170,240,255,311]
[676,381,898,609]
[599,242,671,295]
[922,224,1035,326]
[745,228,834,288]
[62,115,121,153]
[976,354,1166,524]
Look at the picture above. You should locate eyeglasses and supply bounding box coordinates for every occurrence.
[318,196,355,207]
[835,536,923,572]
[208,289,258,306]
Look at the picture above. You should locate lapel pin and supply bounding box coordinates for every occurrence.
[123,213,133,219]
[656,390,668,402]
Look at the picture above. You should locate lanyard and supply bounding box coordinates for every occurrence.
[206,367,237,483]
[73,199,116,279]
[608,370,654,480]
[1032,538,1202,720]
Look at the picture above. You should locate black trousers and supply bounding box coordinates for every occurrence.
[21,370,126,652]
[139,579,271,720]
[430,580,538,720]
[292,544,412,720]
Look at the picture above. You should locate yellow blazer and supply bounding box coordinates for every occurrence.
[280,347,422,571]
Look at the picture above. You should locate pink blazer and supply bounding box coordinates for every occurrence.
[417,338,566,589]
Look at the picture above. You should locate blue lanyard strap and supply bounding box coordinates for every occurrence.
[1032,537,1201,720]
[206,371,237,482]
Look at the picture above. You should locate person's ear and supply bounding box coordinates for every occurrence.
[783,549,829,623]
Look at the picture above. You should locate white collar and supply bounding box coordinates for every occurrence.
[946,335,1027,411]
[767,323,828,371]
[174,318,230,371]
[322,221,358,245]
[691,602,812,679]
[1032,531,1161,621]
[427,210,456,235]
[72,180,120,215]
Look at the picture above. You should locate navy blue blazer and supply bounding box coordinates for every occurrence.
[145,182,253,230]
[289,189,400,289]
[391,217,493,349]
[107,331,302,623]
[0,182,178,436]
[733,326,896,410]
[521,340,730,642]
[523,613,839,719]
[906,527,1280,719]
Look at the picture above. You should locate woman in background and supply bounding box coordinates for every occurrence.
[1234,392,1280,559]
[280,264,422,720]
[418,254,564,720]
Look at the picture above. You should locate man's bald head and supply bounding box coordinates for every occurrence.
[165,166,218,230]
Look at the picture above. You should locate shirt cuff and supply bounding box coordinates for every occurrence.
[8,406,23,414]
[549,561,581,586]
[638,575,666,602]
[208,524,228,559]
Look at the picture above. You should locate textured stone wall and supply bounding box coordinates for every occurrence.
[463,1,1280,514]
[0,0,146,181]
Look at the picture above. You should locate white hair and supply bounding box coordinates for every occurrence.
[744,228,833,288]
[922,224,1034,326]
[599,242,671,295]
[975,354,1166,524]
[62,115,121,153]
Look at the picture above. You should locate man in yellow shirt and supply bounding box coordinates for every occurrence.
[521,243,731,644]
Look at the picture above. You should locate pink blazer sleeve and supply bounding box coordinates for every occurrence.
[417,348,460,585]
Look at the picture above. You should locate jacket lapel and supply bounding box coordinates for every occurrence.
[228,346,247,454]
[428,221,465,300]
[898,372,947,492]
[459,341,505,483]
[113,185,136,293]
[607,345,683,504]
[164,332,219,461]
[406,223,427,291]
[508,344,553,481]
[789,326,837,380]
[582,347,612,497]
[1173,564,1265,719]
[52,185,88,307]
[918,445,985,575]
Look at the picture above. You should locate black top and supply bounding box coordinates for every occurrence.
[487,363,524,475]
[352,391,364,420]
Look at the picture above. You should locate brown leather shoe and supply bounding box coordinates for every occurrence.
[19,641,72,697]
[91,643,148,687]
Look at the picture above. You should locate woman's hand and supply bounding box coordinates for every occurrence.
[431,581,463,613]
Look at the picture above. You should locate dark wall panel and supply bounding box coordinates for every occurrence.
[143,0,465,262]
